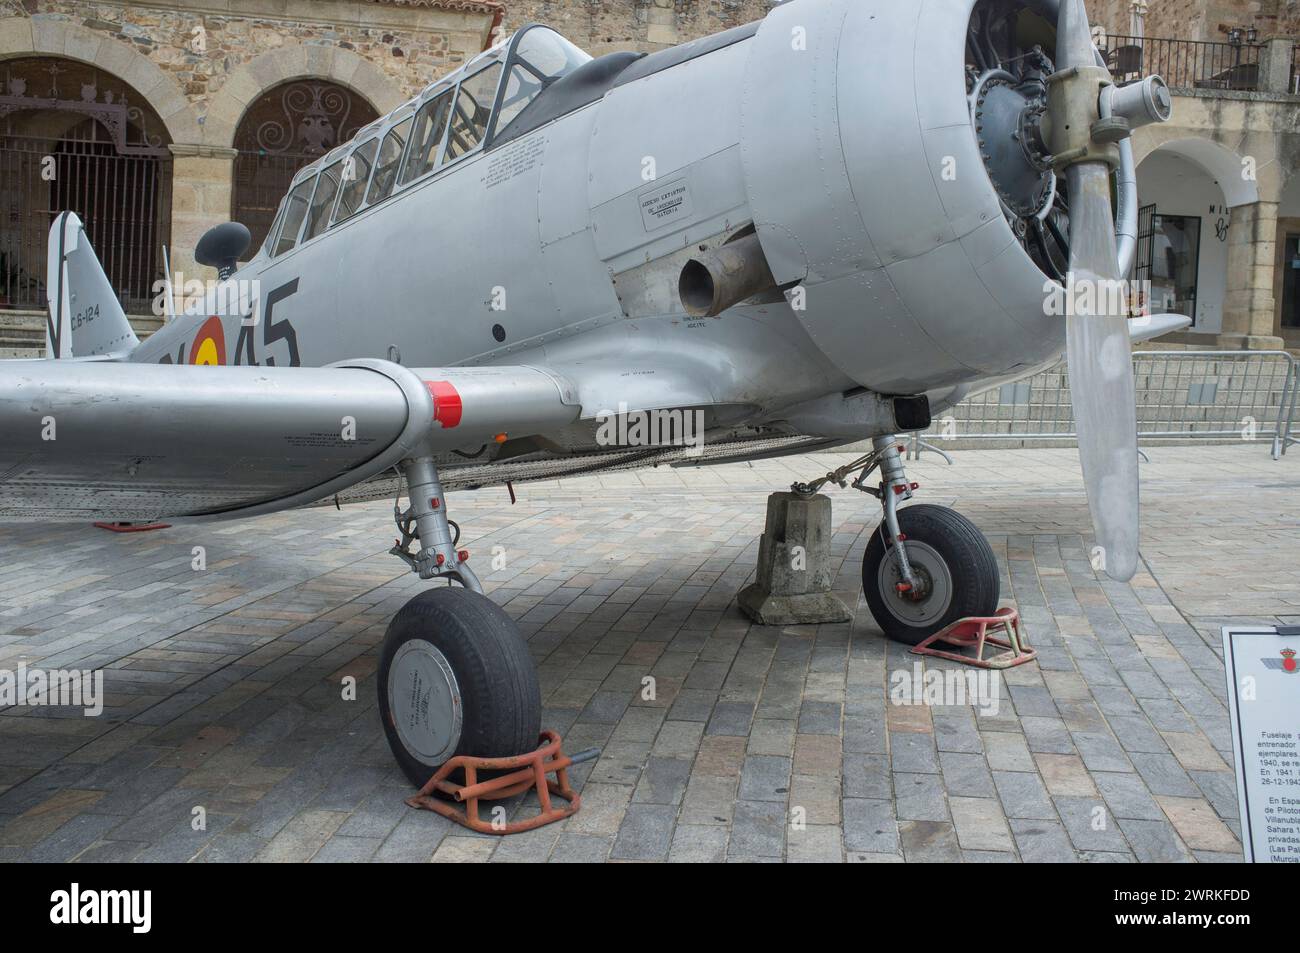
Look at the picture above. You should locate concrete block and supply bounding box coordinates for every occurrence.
[738,492,851,625]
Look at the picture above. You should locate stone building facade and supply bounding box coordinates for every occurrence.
[0,0,773,353]
[1094,0,1300,42]
[500,0,772,53]
[1,0,1298,354]
[1085,1,1300,349]
[1,0,500,336]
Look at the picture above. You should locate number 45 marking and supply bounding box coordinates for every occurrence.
[236,277,300,366]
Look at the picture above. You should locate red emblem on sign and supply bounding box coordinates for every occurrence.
[1263,648,1298,673]
[425,380,462,429]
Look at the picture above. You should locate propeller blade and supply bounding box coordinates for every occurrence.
[1063,162,1140,582]
[1056,0,1140,582]
[1056,0,1097,67]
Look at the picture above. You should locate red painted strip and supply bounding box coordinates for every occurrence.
[425,380,463,429]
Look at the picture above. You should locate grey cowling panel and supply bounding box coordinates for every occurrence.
[587,38,751,270]
[740,0,867,286]
[0,360,579,523]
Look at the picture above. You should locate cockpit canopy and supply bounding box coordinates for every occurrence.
[494,27,592,139]
[259,26,593,259]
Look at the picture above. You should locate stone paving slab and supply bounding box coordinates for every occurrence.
[1,444,1295,862]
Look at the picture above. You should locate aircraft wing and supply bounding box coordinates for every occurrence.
[0,359,577,523]
[1129,313,1192,343]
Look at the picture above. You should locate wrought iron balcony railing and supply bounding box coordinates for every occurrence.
[1101,34,1263,91]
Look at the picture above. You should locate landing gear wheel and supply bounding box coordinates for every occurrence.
[862,504,999,646]
[378,587,541,787]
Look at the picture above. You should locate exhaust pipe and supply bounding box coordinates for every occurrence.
[678,232,778,318]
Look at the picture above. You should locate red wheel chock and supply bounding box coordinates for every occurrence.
[406,730,599,835]
[909,607,1037,670]
[92,521,171,533]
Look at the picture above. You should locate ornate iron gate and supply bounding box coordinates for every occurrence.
[232,80,379,254]
[1135,202,1156,284]
[0,57,172,315]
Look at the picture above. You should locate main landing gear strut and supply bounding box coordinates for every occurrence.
[377,455,541,788]
[795,436,999,646]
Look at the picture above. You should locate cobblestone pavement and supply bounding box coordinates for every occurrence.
[0,444,1295,863]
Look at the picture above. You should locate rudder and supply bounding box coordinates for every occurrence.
[45,211,139,359]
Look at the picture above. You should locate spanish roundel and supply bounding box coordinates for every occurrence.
[190,316,226,366]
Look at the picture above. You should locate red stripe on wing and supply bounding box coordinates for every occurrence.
[425,380,463,429]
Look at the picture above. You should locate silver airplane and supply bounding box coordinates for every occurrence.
[1,0,1183,782]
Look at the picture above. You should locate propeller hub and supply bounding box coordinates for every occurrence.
[1042,62,1125,171]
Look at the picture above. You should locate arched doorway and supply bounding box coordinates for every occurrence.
[1135,143,1243,334]
[1274,175,1300,347]
[231,80,379,255]
[0,57,172,314]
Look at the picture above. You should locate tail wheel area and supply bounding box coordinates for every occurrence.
[862,504,1000,646]
[378,587,541,787]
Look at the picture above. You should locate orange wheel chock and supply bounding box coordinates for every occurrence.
[909,607,1037,670]
[405,730,600,835]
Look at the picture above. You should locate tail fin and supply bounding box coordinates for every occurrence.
[46,212,139,359]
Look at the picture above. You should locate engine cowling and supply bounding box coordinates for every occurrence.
[739,0,1078,395]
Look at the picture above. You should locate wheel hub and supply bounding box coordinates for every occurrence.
[388,639,463,766]
[971,68,1055,220]
[878,540,954,626]
[897,560,936,602]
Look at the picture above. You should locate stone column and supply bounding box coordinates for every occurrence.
[1258,36,1294,95]
[167,143,238,289]
[1219,201,1285,350]
[646,0,680,47]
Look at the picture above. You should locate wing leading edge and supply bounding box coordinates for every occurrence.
[0,359,577,523]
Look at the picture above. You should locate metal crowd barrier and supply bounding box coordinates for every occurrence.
[916,350,1299,461]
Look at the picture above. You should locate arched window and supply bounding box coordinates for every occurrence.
[231,80,380,255]
[0,57,172,314]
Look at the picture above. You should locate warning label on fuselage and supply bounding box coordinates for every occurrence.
[639,179,692,231]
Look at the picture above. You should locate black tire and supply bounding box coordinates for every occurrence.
[378,587,541,788]
[861,504,999,646]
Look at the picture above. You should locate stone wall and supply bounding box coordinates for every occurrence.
[3,0,776,337]
[11,0,496,120]
[499,0,776,55]
[9,2,1298,133]
[1,1,498,285]
[4,0,780,141]
[1093,0,1300,42]
[4,0,1299,353]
